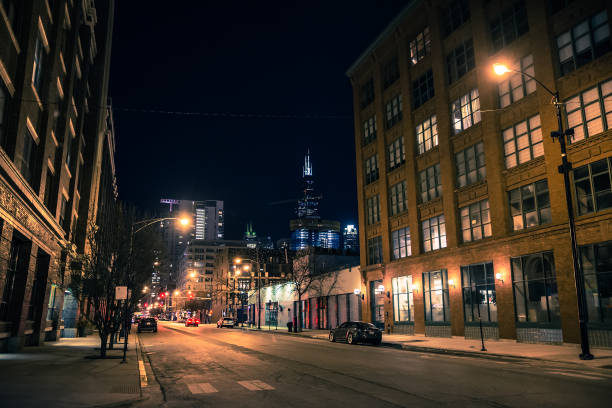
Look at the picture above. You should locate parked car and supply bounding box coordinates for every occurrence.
[185,317,200,327]
[217,317,235,328]
[329,321,382,345]
[137,318,158,333]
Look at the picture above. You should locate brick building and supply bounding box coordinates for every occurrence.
[0,0,116,351]
[347,0,612,346]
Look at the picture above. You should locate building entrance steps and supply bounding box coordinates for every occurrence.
[240,325,612,368]
[0,333,142,408]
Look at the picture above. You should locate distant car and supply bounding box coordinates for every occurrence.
[185,317,200,327]
[137,318,157,333]
[217,318,235,328]
[329,321,382,345]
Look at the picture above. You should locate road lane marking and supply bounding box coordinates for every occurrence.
[546,370,605,380]
[187,383,218,394]
[238,380,275,391]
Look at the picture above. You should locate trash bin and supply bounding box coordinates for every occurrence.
[287,321,293,333]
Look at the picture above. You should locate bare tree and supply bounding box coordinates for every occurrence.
[287,248,321,332]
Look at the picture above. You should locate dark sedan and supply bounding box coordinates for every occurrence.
[329,321,382,345]
[137,318,157,333]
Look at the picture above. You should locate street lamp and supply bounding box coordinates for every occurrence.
[233,257,260,329]
[493,63,593,360]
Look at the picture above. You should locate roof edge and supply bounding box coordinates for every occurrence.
[345,0,421,78]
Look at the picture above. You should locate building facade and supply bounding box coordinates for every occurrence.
[348,0,612,345]
[343,224,359,253]
[0,0,116,350]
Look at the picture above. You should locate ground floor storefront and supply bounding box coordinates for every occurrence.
[0,175,68,351]
[363,229,612,347]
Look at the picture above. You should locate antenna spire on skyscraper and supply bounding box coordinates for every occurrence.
[303,149,312,177]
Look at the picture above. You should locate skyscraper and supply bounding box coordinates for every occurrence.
[343,225,359,253]
[289,151,341,250]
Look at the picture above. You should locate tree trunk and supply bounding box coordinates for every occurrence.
[99,332,108,358]
[297,294,302,332]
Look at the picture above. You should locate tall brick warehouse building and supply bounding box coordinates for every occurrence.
[0,0,116,351]
[348,0,612,346]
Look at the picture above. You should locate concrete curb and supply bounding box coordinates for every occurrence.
[240,327,600,366]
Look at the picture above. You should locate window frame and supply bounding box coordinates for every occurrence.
[423,269,450,322]
[573,156,612,215]
[412,69,435,108]
[579,241,612,325]
[502,114,544,169]
[362,115,377,146]
[409,27,431,65]
[384,94,403,129]
[508,180,552,231]
[461,262,497,323]
[565,78,612,142]
[416,115,438,155]
[366,195,381,225]
[489,0,529,52]
[389,181,407,216]
[364,155,379,185]
[460,199,492,243]
[387,136,406,171]
[367,236,383,265]
[455,141,486,188]
[497,54,536,108]
[419,163,442,203]
[391,226,411,260]
[392,275,414,322]
[422,214,447,252]
[446,39,475,84]
[451,89,481,135]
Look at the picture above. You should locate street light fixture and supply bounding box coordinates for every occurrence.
[493,63,593,360]
[233,257,260,329]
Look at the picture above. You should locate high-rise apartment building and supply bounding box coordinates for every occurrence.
[0,0,116,350]
[160,199,224,287]
[348,0,612,346]
[343,224,359,253]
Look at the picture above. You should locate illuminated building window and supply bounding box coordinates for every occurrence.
[362,115,377,146]
[391,227,411,260]
[451,89,481,135]
[416,115,438,155]
[409,27,431,65]
[497,54,535,108]
[387,137,405,171]
[565,78,612,142]
[392,276,414,322]
[461,262,497,323]
[508,180,551,231]
[422,214,446,252]
[364,155,379,185]
[580,241,612,324]
[423,270,450,322]
[503,115,543,169]
[460,199,491,243]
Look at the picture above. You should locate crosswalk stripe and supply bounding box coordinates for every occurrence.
[238,380,275,391]
[187,383,218,394]
[547,371,605,380]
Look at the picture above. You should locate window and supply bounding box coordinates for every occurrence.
[32,35,45,94]
[511,251,560,324]
[43,170,54,208]
[409,27,431,65]
[360,78,375,109]
[59,195,67,226]
[19,128,37,184]
[580,241,612,324]
[455,142,486,188]
[460,199,492,242]
[382,56,399,89]
[423,270,450,322]
[412,70,434,108]
[489,1,529,52]
[419,163,441,202]
[389,181,407,216]
[422,214,446,252]
[384,94,402,129]
[367,236,383,265]
[573,157,612,215]
[503,114,543,168]
[557,10,610,76]
[392,276,414,322]
[0,78,9,145]
[364,155,379,185]
[416,115,438,155]
[548,0,575,14]
[462,262,497,323]
[498,54,536,108]
[451,89,481,134]
[509,180,551,231]
[565,78,612,142]
[391,227,411,260]
[362,115,377,146]
[366,195,381,225]
[387,137,405,171]
[1,0,17,29]
[446,39,475,84]
[441,0,470,37]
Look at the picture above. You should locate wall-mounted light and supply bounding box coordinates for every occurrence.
[495,272,504,284]
[448,279,456,288]
[412,283,420,294]
[353,288,361,295]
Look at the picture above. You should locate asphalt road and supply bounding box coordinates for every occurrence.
[138,322,612,407]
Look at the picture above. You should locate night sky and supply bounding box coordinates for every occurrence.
[109,1,406,241]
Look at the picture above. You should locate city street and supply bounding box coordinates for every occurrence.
[138,322,612,407]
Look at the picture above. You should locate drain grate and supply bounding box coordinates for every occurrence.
[110,384,140,394]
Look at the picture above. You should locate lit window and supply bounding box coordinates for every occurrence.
[409,27,431,65]
[502,115,543,168]
[392,276,414,322]
[362,115,377,146]
[391,227,411,260]
[387,137,405,171]
[460,199,491,243]
[497,54,535,108]
[422,214,446,252]
[565,78,612,142]
[416,115,438,155]
[509,180,551,231]
[423,270,450,321]
[451,89,481,134]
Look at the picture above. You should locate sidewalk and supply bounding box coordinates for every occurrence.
[0,333,142,408]
[240,325,612,368]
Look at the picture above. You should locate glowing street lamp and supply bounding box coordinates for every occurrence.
[492,63,510,76]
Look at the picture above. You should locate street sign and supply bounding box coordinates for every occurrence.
[116,286,128,300]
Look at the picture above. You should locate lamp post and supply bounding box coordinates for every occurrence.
[493,64,593,360]
[234,257,261,329]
